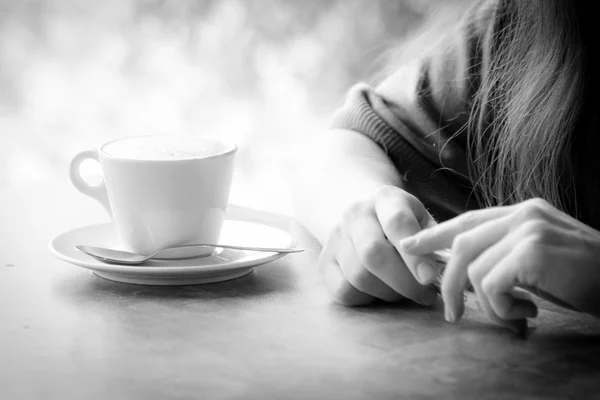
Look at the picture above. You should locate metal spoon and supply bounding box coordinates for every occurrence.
[76,243,304,265]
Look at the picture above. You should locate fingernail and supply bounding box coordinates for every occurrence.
[445,307,455,323]
[399,236,416,250]
[416,262,436,284]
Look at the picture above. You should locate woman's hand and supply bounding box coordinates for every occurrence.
[319,185,441,306]
[399,198,600,333]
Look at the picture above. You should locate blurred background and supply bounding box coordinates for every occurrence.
[0,0,470,215]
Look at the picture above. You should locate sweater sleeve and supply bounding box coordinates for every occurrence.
[330,0,496,222]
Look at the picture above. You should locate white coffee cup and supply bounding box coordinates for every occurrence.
[70,135,237,257]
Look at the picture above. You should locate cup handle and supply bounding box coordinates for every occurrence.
[69,149,112,217]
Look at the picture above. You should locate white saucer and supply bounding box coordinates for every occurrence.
[49,219,295,286]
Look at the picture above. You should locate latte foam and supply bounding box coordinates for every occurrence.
[102,136,234,160]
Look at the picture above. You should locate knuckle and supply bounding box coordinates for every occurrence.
[341,202,371,232]
[374,184,400,198]
[398,190,419,204]
[525,197,549,208]
[520,198,549,220]
[458,210,479,229]
[520,219,553,243]
[381,209,414,232]
[360,239,392,270]
[374,185,417,206]
[342,202,365,222]
[451,233,470,254]
[317,260,370,307]
[328,225,342,241]
[515,241,545,281]
[479,274,497,297]
[345,266,372,289]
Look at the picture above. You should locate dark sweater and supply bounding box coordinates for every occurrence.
[330,0,496,222]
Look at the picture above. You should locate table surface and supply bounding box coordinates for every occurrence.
[2,184,600,400]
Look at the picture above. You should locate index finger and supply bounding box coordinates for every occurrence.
[399,206,515,256]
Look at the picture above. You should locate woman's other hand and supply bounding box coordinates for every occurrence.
[400,198,600,333]
[319,185,441,306]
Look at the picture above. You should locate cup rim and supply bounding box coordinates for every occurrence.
[99,134,238,162]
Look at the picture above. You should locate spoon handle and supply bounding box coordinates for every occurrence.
[164,243,303,254]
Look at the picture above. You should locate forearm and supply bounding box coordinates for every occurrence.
[293,129,405,244]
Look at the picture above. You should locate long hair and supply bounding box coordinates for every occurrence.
[469,0,599,224]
